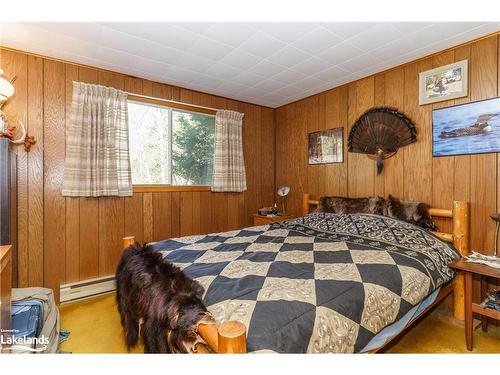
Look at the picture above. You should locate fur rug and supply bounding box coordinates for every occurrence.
[317,195,436,230]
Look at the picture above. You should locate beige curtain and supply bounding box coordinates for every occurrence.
[62,82,132,197]
[211,110,246,192]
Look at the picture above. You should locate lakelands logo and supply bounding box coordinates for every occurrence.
[0,329,49,353]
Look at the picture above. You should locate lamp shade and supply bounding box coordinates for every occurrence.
[0,69,15,102]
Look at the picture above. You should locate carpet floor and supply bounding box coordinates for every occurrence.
[59,293,500,354]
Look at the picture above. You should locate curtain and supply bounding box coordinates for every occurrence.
[62,82,132,197]
[211,110,246,192]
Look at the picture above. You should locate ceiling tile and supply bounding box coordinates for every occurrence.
[312,65,350,82]
[290,56,334,76]
[318,42,364,65]
[338,53,382,73]
[271,68,308,84]
[186,36,234,61]
[219,49,262,70]
[202,23,256,47]
[237,31,286,58]
[231,71,266,86]
[2,22,498,108]
[291,26,342,54]
[347,23,403,52]
[204,62,241,80]
[247,60,287,77]
[267,45,311,67]
[255,22,318,43]
[320,22,377,38]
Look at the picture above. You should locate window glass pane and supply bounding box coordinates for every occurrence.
[172,110,215,185]
[128,101,170,184]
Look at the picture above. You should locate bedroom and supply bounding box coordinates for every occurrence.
[1,0,500,372]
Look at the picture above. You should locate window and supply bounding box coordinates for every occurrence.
[128,99,215,186]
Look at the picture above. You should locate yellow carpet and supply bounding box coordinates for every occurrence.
[59,293,500,354]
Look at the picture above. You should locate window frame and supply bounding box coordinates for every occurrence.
[127,94,216,193]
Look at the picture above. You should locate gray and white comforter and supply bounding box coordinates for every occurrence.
[151,213,459,353]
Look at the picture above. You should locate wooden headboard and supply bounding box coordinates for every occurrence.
[302,193,470,321]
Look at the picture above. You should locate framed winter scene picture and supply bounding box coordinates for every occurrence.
[308,127,343,165]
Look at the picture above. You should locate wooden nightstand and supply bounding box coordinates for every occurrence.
[253,214,294,226]
[450,258,500,351]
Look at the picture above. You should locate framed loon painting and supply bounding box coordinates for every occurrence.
[432,97,500,157]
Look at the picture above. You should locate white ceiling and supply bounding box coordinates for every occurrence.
[1,22,499,108]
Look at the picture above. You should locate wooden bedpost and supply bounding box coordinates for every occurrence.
[198,321,247,353]
[302,193,310,215]
[123,236,135,248]
[452,201,469,321]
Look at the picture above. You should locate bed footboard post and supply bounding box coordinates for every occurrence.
[123,236,135,248]
[452,201,469,321]
[198,321,247,354]
[302,193,310,216]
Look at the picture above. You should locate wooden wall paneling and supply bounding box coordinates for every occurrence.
[348,78,376,198]
[152,192,172,241]
[431,51,457,234]
[191,191,201,234]
[179,192,194,236]
[2,50,28,288]
[373,74,386,197]
[199,191,214,234]
[305,96,322,200]
[469,36,498,254]
[260,107,275,207]
[142,193,154,242]
[383,68,405,197]
[243,104,262,224]
[453,45,471,204]
[274,107,287,192]
[98,71,125,276]
[27,55,44,287]
[497,35,500,253]
[64,64,80,283]
[152,82,174,100]
[43,60,66,300]
[9,148,18,287]
[288,102,306,214]
[170,192,181,237]
[77,67,100,280]
[141,80,154,243]
[123,76,144,244]
[402,58,434,204]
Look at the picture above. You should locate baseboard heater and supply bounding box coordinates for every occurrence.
[60,275,116,303]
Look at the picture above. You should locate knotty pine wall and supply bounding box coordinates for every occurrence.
[275,33,500,257]
[0,47,275,301]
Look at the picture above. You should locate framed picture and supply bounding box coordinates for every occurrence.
[419,59,468,105]
[308,127,343,164]
[432,97,500,157]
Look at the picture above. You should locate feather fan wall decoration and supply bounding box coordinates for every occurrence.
[348,107,417,174]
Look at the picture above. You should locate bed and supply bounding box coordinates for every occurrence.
[122,193,469,354]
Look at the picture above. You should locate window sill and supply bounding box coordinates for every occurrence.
[132,185,211,193]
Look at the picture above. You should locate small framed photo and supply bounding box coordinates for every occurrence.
[308,127,343,165]
[432,97,500,157]
[419,59,468,105]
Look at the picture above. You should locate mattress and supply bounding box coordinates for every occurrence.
[151,212,459,353]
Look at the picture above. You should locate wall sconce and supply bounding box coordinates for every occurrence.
[0,68,36,152]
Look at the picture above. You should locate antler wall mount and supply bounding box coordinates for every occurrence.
[348,107,417,174]
[0,69,36,152]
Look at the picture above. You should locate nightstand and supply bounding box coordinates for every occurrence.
[450,258,500,351]
[253,214,294,226]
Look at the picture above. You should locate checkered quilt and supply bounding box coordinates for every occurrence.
[151,213,460,353]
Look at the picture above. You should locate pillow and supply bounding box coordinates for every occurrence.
[386,195,437,231]
[317,196,386,215]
